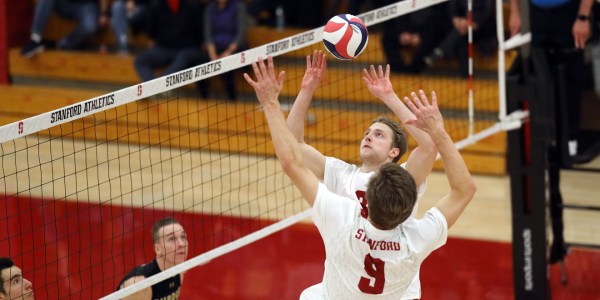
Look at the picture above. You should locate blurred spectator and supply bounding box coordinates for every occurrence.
[203,0,247,100]
[131,0,208,84]
[382,4,450,74]
[509,0,592,158]
[347,0,374,15]
[20,0,109,58]
[590,3,600,97]
[110,0,150,54]
[247,0,322,28]
[424,0,497,77]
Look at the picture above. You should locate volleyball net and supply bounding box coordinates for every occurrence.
[0,0,523,298]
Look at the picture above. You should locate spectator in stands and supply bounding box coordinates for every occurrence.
[203,0,248,100]
[109,0,149,54]
[424,0,497,77]
[346,0,388,15]
[0,257,35,299]
[21,0,109,58]
[247,0,322,28]
[131,0,208,84]
[381,4,450,74]
[117,218,187,299]
[509,0,592,158]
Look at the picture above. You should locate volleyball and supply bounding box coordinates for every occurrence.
[323,14,368,60]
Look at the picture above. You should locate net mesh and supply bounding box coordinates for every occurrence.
[0,0,508,298]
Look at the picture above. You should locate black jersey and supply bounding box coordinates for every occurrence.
[117,259,181,300]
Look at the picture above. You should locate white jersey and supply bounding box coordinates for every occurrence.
[322,157,427,299]
[323,157,426,219]
[309,183,447,299]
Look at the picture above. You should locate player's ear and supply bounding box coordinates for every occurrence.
[389,147,400,160]
[154,242,162,255]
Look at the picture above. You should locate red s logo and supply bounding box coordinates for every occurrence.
[356,190,369,218]
[241,52,246,64]
[18,122,24,134]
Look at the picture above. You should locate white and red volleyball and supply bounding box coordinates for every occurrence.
[323,14,368,60]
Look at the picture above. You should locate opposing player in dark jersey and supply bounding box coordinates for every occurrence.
[117,218,188,300]
[0,257,35,300]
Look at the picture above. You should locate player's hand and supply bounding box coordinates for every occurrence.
[244,56,286,109]
[300,50,326,91]
[363,64,394,100]
[573,19,590,49]
[403,90,444,134]
[509,10,521,37]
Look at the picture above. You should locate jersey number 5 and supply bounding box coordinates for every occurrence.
[358,254,385,294]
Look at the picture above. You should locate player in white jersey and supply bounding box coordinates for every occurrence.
[287,51,436,298]
[244,56,476,299]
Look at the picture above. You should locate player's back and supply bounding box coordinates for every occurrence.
[321,213,420,299]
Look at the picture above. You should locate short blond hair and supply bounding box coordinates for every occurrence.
[372,116,407,163]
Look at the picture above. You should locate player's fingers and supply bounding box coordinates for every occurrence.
[266,56,275,79]
[318,51,324,68]
[317,50,324,67]
[378,65,384,78]
[243,73,257,87]
[431,91,438,107]
[312,50,318,67]
[258,57,269,79]
[418,90,430,106]
[369,65,377,80]
[362,68,372,82]
[404,96,419,113]
[404,119,416,126]
[321,52,327,70]
[251,61,262,82]
[306,54,311,70]
[385,64,390,79]
[411,92,425,109]
[277,70,286,86]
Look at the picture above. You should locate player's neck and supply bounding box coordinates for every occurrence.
[368,218,388,230]
[359,162,379,173]
[156,257,175,271]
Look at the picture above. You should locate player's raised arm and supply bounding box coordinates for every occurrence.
[403,91,476,228]
[286,50,328,180]
[244,56,320,206]
[362,65,437,187]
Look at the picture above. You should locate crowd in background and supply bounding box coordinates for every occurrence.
[17,0,502,85]
[16,0,600,105]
